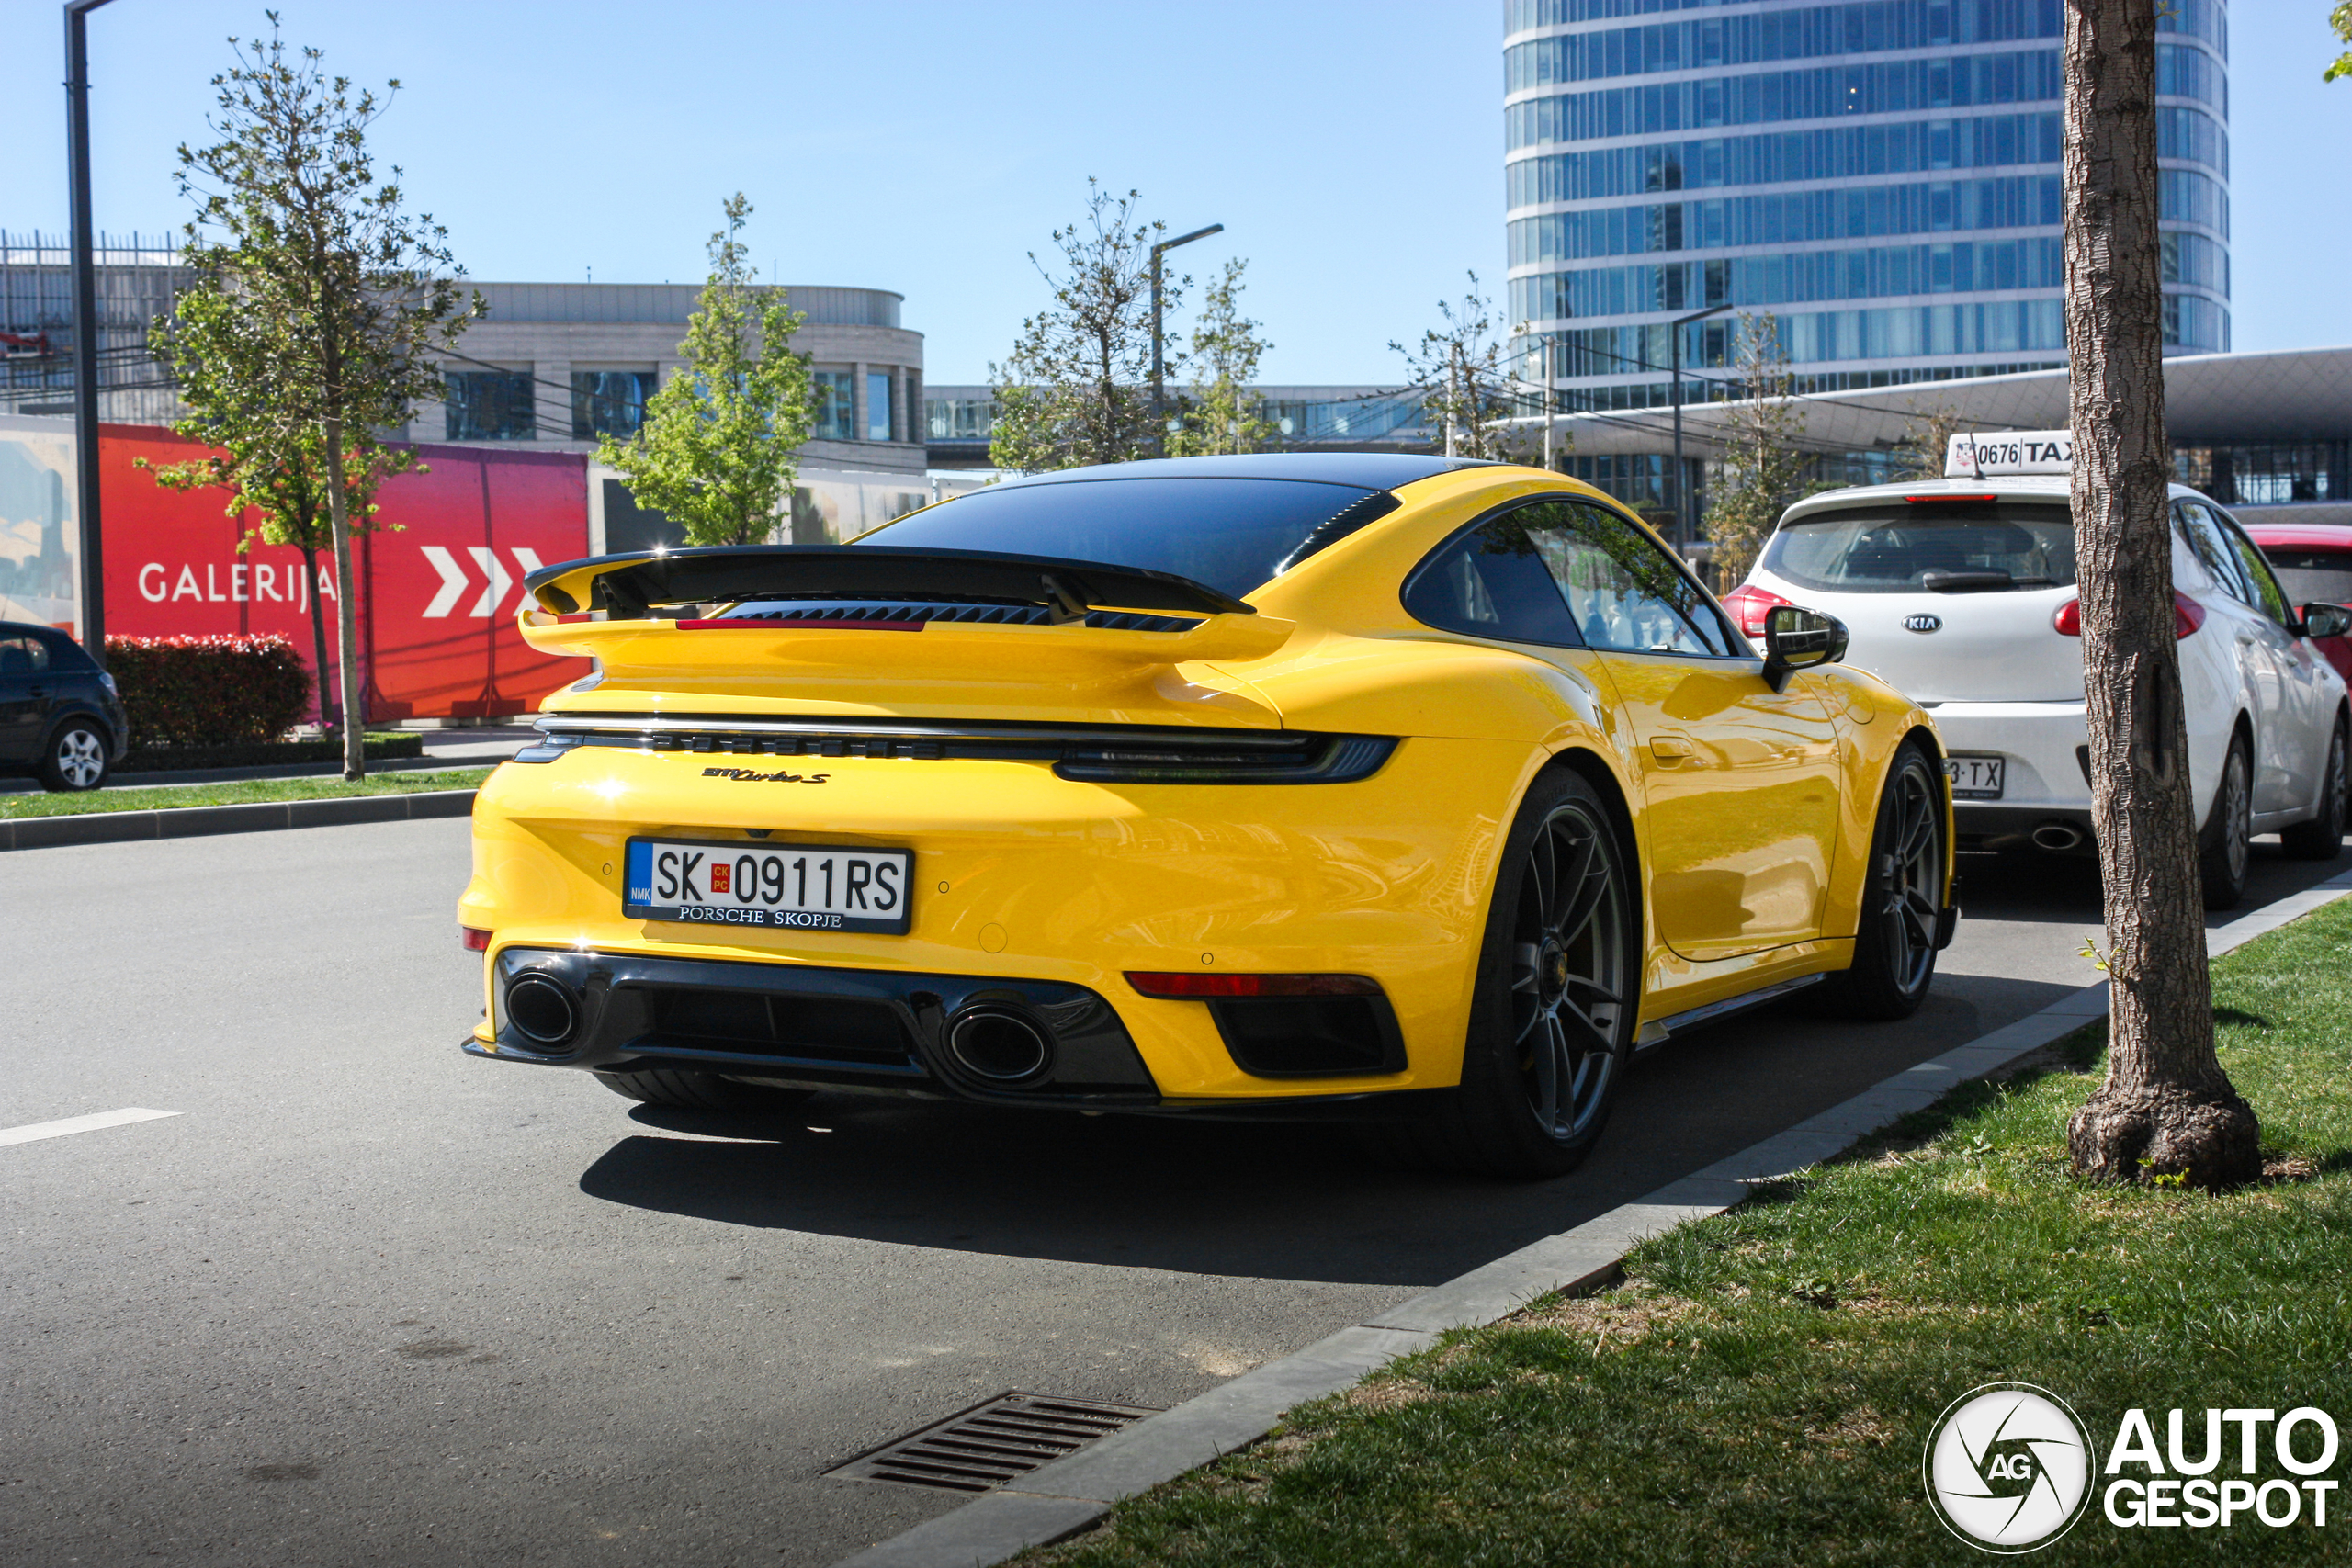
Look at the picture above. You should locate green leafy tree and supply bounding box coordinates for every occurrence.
[2328,3,2351,81]
[166,15,478,778]
[597,194,810,546]
[143,295,419,736]
[1702,312,1815,585]
[1170,258,1274,457]
[989,182,1176,472]
[1392,275,1515,460]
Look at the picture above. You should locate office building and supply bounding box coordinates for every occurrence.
[1504,0,2233,517]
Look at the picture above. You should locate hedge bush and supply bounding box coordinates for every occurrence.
[107,634,312,749]
[116,733,424,774]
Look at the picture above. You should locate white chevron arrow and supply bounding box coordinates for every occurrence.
[421,546,469,617]
[466,546,513,618]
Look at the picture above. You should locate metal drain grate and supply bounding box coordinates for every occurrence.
[828,1391,1161,1493]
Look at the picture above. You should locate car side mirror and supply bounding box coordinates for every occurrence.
[2299,603,2352,640]
[1761,604,1848,693]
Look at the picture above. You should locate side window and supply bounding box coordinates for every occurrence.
[0,635,49,676]
[2221,517,2295,626]
[1536,501,1736,657]
[2178,502,2252,604]
[1404,512,1587,647]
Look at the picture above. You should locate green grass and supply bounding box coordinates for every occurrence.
[0,765,494,818]
[1029,897,2352,1567]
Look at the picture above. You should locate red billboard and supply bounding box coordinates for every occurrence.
[103,424,590,721]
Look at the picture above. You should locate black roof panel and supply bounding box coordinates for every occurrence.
[994,453,1498,491]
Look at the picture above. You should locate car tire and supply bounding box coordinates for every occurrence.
[38,718,111,793]
[2198,736,2253,911]
[2278,718,2347,862]
[594,1067,816,1113]
[1815,742,1945,1021]
[1404,767,1638,1180]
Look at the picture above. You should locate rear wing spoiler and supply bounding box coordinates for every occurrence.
[520,546,1255,622]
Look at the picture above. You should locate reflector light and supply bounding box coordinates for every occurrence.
[1717,583,1793,638]
[460,926,492,952]
[1125,971,1382,998]
[2050,592,2204,639]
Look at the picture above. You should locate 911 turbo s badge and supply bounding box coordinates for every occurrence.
[1905,614,1943,633]
[701,766,833,784]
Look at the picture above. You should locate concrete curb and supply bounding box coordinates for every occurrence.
[0,788,478,852]
[831,867,2352,1568]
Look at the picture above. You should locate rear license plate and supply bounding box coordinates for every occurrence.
[625,838,913,934]
[1945,756,2006,800]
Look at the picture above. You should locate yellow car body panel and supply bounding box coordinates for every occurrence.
[462,460,1954,1111]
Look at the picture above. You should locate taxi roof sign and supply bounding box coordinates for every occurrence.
[1946,430,2073,478]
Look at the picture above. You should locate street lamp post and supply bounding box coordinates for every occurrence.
[1669,300,1735,555]
[63,0,116,666]
[1149,223,1222,457]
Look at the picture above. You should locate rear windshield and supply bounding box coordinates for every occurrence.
[858,478,1382,601]
[2260,548,2352,608]
[1762,502,2076,593]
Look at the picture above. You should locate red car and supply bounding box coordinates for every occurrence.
[2243,523,2352,685]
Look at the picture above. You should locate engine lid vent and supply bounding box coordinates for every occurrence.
[826,1391,1160,1493]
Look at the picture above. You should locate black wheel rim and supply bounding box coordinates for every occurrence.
[1885,761,1942,995]
[1510,801,1628,1144]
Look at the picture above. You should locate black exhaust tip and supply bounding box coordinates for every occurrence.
[945,1007,1054,1083]
[505,973,580,1047]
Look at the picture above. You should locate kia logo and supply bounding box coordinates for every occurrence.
[1905,614,1943,633]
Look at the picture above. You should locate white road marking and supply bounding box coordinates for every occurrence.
[0,1107,180,1147]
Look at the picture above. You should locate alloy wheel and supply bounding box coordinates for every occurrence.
[56,728,106,790]
[1510,801,1628,1144]
[1883,759,1944,996]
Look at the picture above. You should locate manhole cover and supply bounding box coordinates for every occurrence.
[827,1391,1161,1493]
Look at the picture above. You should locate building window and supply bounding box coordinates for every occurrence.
[926,397,996,442]
[571,370,656,440]
[866,371,893,442]
[812,370,854,441]
[446,369,535,441]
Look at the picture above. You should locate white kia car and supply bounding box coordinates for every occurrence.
[1724,470,2349,908]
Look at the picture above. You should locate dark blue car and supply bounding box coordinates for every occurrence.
[0,621,129,791]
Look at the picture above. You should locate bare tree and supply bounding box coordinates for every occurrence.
[989,182,1176,471]
[2061,0,2257,1189]
[1393,276,1514,460]
[1702,312,1814,585]
[1891,400,1965,482]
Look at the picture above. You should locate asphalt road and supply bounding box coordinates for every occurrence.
[3,820,2340,1567]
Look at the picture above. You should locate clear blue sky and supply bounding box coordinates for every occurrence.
[2,2,2346,382]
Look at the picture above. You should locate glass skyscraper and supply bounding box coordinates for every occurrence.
[1504,0,2232,450]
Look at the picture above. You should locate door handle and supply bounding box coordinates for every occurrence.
[1649,735,1693,763]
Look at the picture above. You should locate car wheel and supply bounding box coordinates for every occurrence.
[2199,737,2253,910]
[2278,718,2347,862]
[38,719,110,793]
[595,1067,816,1113]
[1815,743,1944,1021]
[1408,768,1636,1180]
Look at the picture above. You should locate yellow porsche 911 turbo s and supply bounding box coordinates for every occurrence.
[460,454,1956,1178]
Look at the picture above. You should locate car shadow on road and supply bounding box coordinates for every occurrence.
[574,968,2085,1290]
[1956,841,2344,929]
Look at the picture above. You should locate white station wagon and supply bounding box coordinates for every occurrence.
[1723,435,2349,908]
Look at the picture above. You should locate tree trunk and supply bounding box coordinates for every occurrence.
[322,423,368,782]
[301,542,335,734]
[2061,0,2256,1190]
